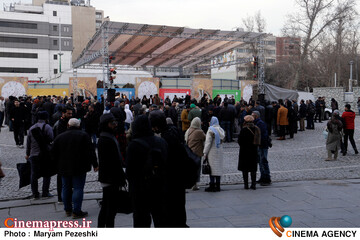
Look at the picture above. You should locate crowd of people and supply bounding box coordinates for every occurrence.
[0,92,358,228]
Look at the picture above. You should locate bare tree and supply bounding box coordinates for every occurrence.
[282,0,356,90]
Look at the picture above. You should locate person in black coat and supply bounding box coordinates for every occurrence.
[149,110,188,227]
[238,115,261,190]
[10,99,26,147]
[299,100,307,131]
[52,118,98,218]
[84,104,100,148]
[126,115,168,227]
[97,113,126,228]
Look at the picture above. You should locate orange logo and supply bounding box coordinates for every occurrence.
[269,215,292,237]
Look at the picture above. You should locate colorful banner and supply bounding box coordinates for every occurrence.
[212,89,241,102]
[97,88,135,102]
[192,78,213,100]
[69,77,97,98]
[159,89,191,101]
[27,88,69,97]
[0,77,28,98]
[135,77,160,98]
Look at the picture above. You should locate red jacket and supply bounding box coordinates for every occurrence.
[342,110,356,130]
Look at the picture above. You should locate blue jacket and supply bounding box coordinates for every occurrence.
[254,118,268,149]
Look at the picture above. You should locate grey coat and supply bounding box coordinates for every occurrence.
[326,120,342,152]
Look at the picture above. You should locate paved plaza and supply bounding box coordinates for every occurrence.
[0,118,360,227]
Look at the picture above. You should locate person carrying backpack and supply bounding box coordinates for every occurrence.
[25,111,54,199]
[126,115,168,228]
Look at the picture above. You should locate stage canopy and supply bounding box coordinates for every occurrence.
[73,21,267,70]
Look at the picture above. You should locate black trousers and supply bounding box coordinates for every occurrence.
[344,129,358,153]
[314,110,322,122]
[132,189,165,228]
[98,185,119,228]
[242,171,256,186]
[13,123,24,145]
[279,125,286,137]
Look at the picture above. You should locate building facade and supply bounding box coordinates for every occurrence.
[0,2,72,82]
[276,37,301,62]
[211,35,277,80]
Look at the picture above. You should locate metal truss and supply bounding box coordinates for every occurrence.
[257,36,266,95]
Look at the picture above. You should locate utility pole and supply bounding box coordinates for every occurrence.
[349,60,354,92]
[58,17,63,73]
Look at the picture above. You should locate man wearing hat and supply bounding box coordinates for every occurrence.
[26,111,54,199]
[52,118,98,219]
[188,103,201,123]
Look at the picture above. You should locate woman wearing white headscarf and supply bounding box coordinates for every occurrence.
[203,116,225,192]
[124,104,133,131]
[185,117,206,190]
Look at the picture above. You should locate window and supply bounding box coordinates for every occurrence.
[0,52,37,59]
[0,67,38,73]
[0,21,37,29]
[63,26,70,32]
[266,59,276,63]
[53,11,57,16]
[0,36,37,44]
[54,69,58,74]
[266,41,276,46]
[53,39,58,46]
[53,25,58,31]
[54,54,58,60]
[64,41,70,47]
[267,50,276,55]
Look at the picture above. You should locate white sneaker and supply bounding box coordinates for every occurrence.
[19,145,24,148]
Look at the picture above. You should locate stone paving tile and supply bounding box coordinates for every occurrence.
[187,217,234,228]
[192,206,241,218]
[304,198,358,209]
[9,204,57,219]
[225,213,269,227]
[186,200,210,210]
[303,219,357,228]
[270,200,315,212]
[303,208,358,220]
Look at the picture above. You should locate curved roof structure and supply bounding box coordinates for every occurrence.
[73,21,267,70]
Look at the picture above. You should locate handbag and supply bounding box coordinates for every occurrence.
[116,186,133,214]
[202,157,211,175]
[16,161,31,189]
[322,126,328,140]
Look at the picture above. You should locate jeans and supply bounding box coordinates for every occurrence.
[358,107,360,116]
[257,148,271,182]
[343,129,358,153]
[306,115,314,129]
[29,156,51,196]
[220,121,231,142]
[62,174,86,214]
[125,122,130,131]
[90,133,97,148]
[13,123,24,145]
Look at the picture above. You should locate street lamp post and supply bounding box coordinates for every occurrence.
[38,77,43,83]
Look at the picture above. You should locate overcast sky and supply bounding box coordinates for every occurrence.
[1,0,359,35]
